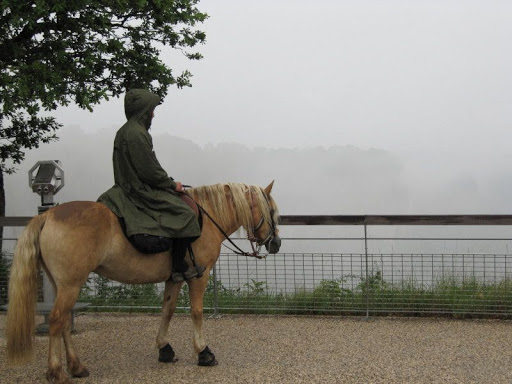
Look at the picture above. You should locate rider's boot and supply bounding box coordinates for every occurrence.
[170,238,205,283]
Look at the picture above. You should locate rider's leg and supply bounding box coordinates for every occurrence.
[171,237,205,282]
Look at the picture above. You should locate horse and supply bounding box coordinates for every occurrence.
[6,181,280,384]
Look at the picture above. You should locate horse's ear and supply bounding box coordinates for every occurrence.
[264,180,274,195]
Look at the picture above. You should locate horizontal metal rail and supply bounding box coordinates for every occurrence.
[4,214,512,226]
[280,215,512,225]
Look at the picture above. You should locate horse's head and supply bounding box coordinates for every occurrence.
[249,181,281,254]
[187,181,281,256]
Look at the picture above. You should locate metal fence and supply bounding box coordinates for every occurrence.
[2,215,512,317]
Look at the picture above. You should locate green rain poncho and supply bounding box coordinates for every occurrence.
[97,89,200,239]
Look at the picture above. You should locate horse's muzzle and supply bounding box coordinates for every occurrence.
[265,235,281,254]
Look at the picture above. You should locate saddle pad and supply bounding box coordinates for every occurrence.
[179,193,203,231]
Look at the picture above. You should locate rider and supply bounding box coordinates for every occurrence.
[97,88,205,282]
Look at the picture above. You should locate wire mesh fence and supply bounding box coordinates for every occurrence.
[206,251,512,316]
[2,250,507,317]
[2,223,512,317]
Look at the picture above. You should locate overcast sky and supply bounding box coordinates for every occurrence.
[4,0,512,256]
[6,0,512,220]
[50,0,511,155]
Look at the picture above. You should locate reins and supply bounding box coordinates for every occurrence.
[181,187,267,259]
[197,202,265,259]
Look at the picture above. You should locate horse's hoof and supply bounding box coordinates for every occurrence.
[46,370,73,384]
[72,367,90,378]
[198,346,218,366]
[68,361,90,378]
[159,343,178,363]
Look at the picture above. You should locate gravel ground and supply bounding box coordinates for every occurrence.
[1,313,512,383]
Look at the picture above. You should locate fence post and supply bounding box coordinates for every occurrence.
[29,161,64,334]
[364,222,369,319]
[213,265,219,317]
[42,272,56,303]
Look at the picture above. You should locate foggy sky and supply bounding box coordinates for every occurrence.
[48,0,512,156]
[5,1,512,220]
[5,125,512,217]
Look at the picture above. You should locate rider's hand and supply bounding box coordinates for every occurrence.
[175,182,184,192]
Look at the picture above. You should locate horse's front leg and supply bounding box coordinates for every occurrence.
[188,273,218,366]
[156,280,183,363]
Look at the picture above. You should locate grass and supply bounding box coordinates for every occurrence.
[3,252,510,318]
[76,272,512,318]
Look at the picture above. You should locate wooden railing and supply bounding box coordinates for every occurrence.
[3,214,512,227]
[0,217,33,226]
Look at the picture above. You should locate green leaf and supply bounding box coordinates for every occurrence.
[0,0,208,173]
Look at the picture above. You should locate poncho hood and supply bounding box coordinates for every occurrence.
[124,89,161,129]
[97,90,200,238]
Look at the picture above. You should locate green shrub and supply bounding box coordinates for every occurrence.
[0,253,12,305]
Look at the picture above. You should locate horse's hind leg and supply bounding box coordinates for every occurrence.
[62,307,89,378]
[46,286,83,384]
[188,274,218,366]
[156,280,184,362]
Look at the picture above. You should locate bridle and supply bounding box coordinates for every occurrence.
[183,187,278,259]
[246,190,278,255]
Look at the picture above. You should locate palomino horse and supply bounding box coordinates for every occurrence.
[6,181,280,384]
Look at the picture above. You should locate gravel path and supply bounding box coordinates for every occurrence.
[1,313,512,383]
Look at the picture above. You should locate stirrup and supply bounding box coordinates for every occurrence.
[183,265,206,280]
[170,265,205,283]
[170,271,186,283]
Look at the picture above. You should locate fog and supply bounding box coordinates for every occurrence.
[5,124,512,217]
[4,125,512,256]
[3,1,512,256]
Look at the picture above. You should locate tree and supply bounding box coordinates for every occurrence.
[0,0,208,250]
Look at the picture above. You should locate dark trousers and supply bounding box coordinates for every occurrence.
[129,234,195,273]
[130,234,172,254]
[171,238,190,273]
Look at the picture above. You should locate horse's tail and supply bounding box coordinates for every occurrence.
[6,213,47,365]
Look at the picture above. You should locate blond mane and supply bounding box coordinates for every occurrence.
[188,183,279,234]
